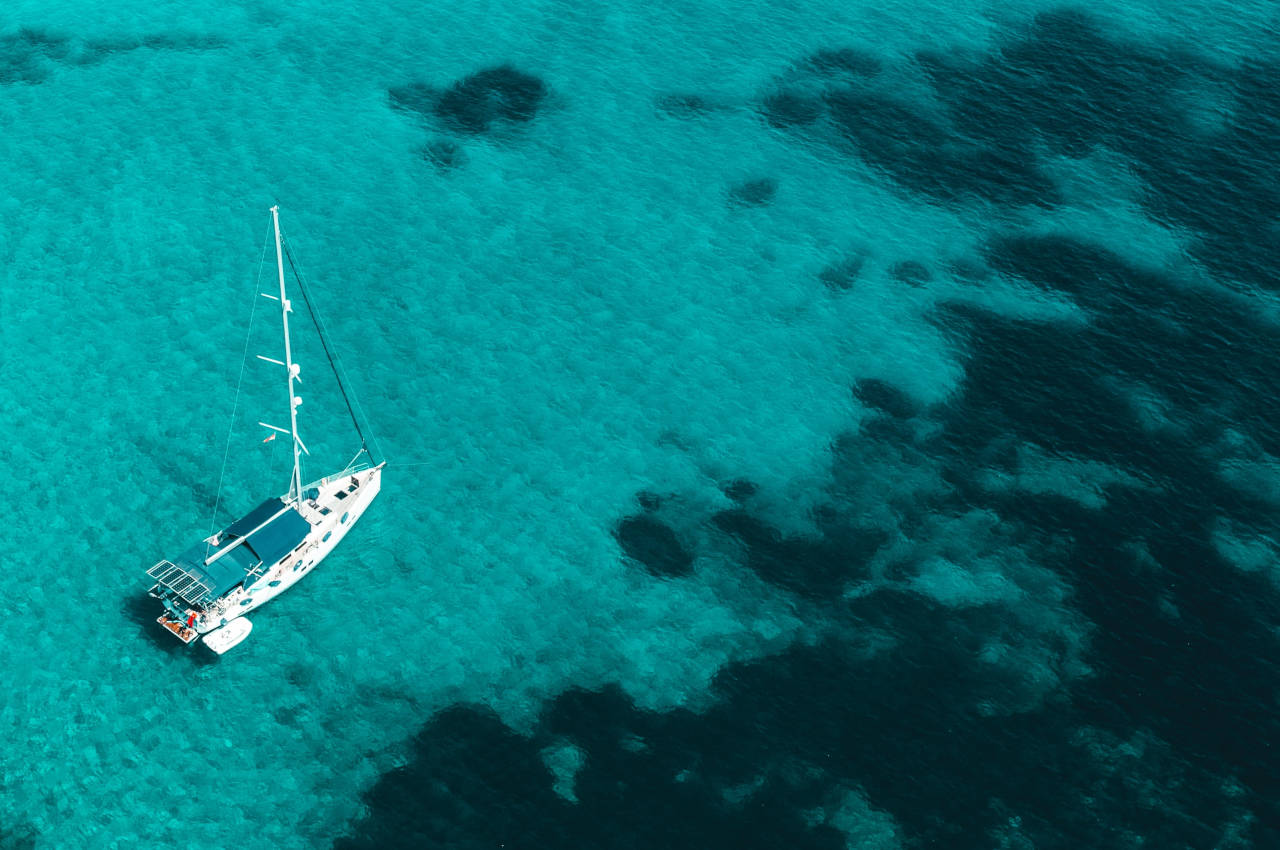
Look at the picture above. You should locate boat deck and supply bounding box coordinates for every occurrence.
[297,471,368,525]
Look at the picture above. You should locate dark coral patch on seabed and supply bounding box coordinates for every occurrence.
[0,819,37,850]
[0,28,69,83]
[817,253,865,292]
[390,64,548,166]
[915,9,1280,289]
[333,279,1280,846]
[711,508,885,600]
[928,233,1280,842]
[334,697,848,850]
[853,378,918,420]
[0,27,225,85]
[615,514,694,578]
[889,260,930,287]
[727,177,778,208]
[721,478,758,502]
[434,65,548,134]
[338,10,1280,850]
[760,91,824,128]
[335,585,1255,850]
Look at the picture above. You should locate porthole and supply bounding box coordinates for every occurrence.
[269,580,281,587]
[240,599,252,606]
[340,512,349,524]
[322,531,332,542]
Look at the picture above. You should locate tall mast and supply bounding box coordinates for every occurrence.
[271,206,303,503]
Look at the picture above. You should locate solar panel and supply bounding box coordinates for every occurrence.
[147,560,214,606]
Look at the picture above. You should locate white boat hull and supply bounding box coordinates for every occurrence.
[196,462,384,634]
[144,207,384,651]
[204,618,253,654]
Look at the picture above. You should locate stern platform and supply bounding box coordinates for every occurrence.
[156,615,199,644]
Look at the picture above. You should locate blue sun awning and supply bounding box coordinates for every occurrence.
[149,498,312,607]
[222,498,312,566]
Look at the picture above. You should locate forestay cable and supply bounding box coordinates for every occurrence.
[279,224,383,463]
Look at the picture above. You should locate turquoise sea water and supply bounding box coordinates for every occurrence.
[3,1,1280,847]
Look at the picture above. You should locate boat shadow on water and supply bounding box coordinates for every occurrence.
[120,594,219,666]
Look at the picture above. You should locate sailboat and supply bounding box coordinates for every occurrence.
[146,206,384,654]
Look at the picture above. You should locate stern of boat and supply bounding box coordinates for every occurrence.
[156,613,199,645]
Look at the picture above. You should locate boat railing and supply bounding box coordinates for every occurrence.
[319,458,376,484]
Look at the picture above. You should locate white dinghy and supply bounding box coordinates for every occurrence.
[203,618,254,655]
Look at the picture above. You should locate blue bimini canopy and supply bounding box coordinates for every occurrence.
[223,498,312,566]
[154,498,312,607]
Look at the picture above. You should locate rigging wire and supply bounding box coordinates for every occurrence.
[207,218,274,549]
[279,222,384,464]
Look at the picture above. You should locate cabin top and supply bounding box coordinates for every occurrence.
[147,498,311,607]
